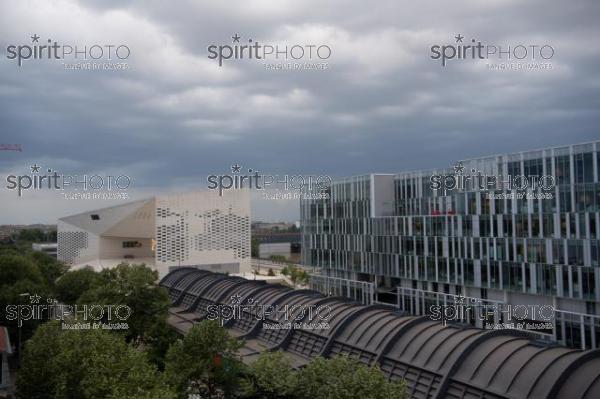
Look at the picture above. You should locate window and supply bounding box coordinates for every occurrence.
[582,269,596,300]
[524,158,543,179]
[123,241,142,248]
[555,155,571,185]
[574,152,594,183]
[567,240,584,266]
[91,214,100,220]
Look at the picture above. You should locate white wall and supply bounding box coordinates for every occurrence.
[99,237,154,260]
[155,190,251,277]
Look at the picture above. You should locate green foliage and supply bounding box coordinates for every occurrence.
[16,321,177,399]
[241,353,406,399]
[0,254,44,286]
[17,228,52,243]
[28,251,69,288]
[165,320,244,398]
[144,319,180,371]
[251,239,260,258]
[296,355,407,399]
[241,351,297,399]
[55,266,101,304]
[0,254,52,342]
[4,250,407,399]
[77,263,170,342]
[269,255,287,263]
[281,264,309,287]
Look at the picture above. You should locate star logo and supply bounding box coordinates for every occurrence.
[30,164,41,173]
[31,34,40,43]
[230,294,242,304]
[29,294,41,304]
[455,34,464,43]
[453,162,464,175]
[232,34,241,43]
[231,164,241,173]
[453,294,466,305]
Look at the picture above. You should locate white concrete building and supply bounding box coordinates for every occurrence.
[57,190,250,278]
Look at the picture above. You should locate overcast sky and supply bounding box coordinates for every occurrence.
[0,0,599,224]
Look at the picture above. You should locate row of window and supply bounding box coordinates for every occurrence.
[392,183,600,216]
[307,252,598,302]
[303,212,600,240]
[395,151,599,202]
[304,234,600,267]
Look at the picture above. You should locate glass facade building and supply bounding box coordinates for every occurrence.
[301,141,600,349]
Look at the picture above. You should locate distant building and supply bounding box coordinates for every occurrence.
[32,243,58,258]
[252,221,301,256]
[259,242,291,259]
[252,231,301,244]
[252,221,296,231]
[0,326,12,397]
[58,190,251,278]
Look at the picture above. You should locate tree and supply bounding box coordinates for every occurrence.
[295,355,407,399]
[0,255,51,344]
[18,228,46,243]
[0,254,44,286]
[241,351,297,398]
[269,255,287,263]
[251,239,260,258]
[77,263,170,342]
[28,251,68,288]
[56,266,101,304]
[281,264,309,288]
[17,321,177,399]
[144,319,180,371]
[165,320,244,398]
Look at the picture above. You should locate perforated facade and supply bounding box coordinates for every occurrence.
[57,190,250,277]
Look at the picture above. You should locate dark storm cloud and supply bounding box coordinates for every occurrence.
[0,0,599,223]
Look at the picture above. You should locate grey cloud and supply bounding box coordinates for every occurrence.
[0,0,599,223]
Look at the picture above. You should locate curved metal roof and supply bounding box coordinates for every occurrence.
[160,266,204,288]
[160,269,600,399]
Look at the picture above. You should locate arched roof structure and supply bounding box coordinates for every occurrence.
[160,268,600,399]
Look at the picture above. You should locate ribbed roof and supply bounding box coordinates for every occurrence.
[160,268,600,399]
